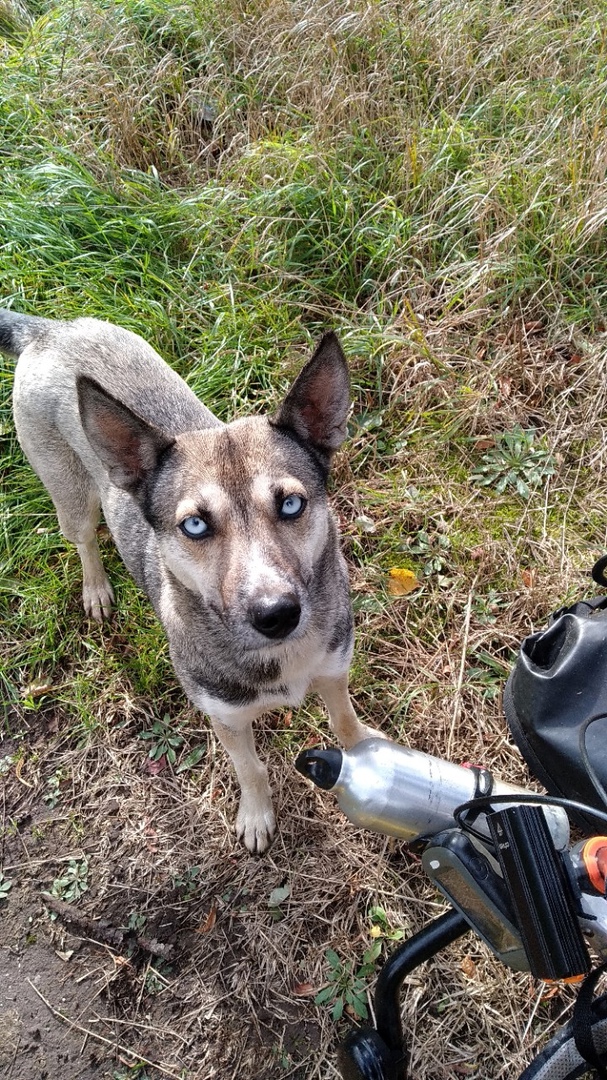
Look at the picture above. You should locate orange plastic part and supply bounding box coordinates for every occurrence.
[581,836,607,895]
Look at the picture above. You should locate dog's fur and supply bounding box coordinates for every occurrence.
[3,310,376,852]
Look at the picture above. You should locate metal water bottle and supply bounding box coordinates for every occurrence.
[295,738,569,848]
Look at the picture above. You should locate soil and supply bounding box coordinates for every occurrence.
[0,715,330,1080]
[0,678,574,1080]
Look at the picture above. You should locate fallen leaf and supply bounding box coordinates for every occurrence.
[268,884,291,907]
[292,982,315,997]
[21,679,55,699]
[144,754,166,775]
[356,514,377,534]
[198,905,217,933]
[460,955,476,979]
[302,734,321,749]
[387,568,420,596]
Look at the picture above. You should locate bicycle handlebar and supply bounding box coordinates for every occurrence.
[296,738,607,976]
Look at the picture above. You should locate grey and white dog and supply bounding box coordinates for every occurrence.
[3,310,377,852]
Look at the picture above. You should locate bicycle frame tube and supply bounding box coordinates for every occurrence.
[374,910,470,1077]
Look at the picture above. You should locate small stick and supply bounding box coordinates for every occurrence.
[41,893,175,960]
[447,575,478,760]
[26,979,185,1080]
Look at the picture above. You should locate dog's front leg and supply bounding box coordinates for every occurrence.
[210,715,276,854]
[314,672,382,748]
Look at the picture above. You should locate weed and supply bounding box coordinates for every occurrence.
[473,590,507,626]
[402,530,452,579]
[145,960,171,995]
[126,911,148,933]
[270,1044,291,1071]
[268,883,291,922]
[175,744,206,775]
[471,428,555,499]
[368,905,404,943]
[315,942,382,1021]
[0,873,13,901]
[171,865,201,900]
[139,715,184,765]
[467,648,513,702]
[112,1068,151,1080]
[50,858,89,903]
[43,768,66,808]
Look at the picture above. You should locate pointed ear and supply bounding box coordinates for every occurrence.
[272,333,350,460]
[77,376,175,492]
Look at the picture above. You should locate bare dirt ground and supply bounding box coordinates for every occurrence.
[0,643,581,1080]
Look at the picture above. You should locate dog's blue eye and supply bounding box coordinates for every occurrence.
[181,516,209,538]
[280,494,305,519]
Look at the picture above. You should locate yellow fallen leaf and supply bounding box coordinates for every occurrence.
[387,568,420,596]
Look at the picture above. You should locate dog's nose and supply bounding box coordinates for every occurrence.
[250,597,301,640]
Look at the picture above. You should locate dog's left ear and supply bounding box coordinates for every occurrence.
[272,333,350,460]
[77,376,175,493]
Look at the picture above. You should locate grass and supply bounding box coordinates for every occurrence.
[2,0,607,1077]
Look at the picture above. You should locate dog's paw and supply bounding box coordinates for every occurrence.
[83,577,115,622]
[236,795,276,855]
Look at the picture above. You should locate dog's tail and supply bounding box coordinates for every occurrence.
[0,309,54,358]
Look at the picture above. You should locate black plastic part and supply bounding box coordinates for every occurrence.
[294,747,343,789]
[487,805,590,981]
[503,597,607,828]
[337,1028,397,1080]
[371,910,469,1078]
[592,555,607,587]
[422,830,527,969]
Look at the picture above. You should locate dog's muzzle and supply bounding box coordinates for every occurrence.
[249,596,301,640]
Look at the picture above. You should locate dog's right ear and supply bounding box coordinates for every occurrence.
[272,333,350,464]
[77,376,175,492]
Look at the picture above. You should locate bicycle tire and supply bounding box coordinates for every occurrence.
[519,994,607,1080]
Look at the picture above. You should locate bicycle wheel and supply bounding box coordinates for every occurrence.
[519,994,607,1080]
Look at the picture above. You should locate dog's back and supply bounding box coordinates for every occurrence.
[7,310,219,438]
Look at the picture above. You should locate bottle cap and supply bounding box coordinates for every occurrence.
[294,748,343,789]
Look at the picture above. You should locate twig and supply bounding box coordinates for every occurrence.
[41,893,175,960]
[447,575,478,759]
[25,979,185,1080]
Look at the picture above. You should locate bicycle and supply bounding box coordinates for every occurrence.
[295,736,607,1080]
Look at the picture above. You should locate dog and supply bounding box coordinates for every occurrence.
[2,310,377,852]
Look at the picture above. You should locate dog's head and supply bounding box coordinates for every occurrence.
[77,333,350,653]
